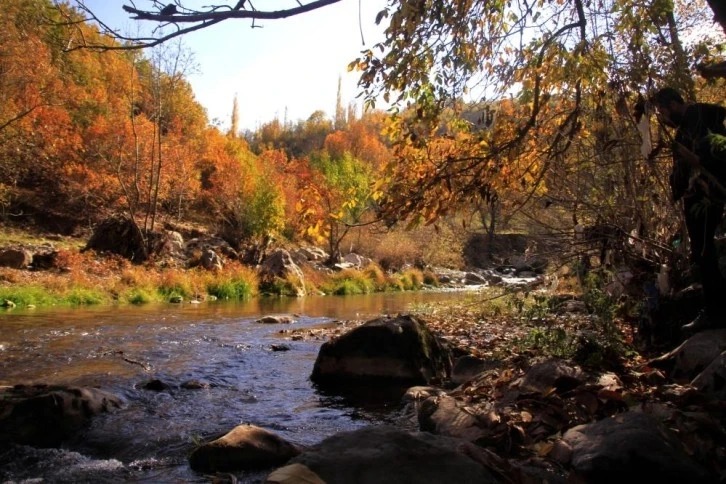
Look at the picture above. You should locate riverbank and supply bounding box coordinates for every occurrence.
[0,227,449,309]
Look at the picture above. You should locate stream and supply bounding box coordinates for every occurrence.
[0,290,481,483]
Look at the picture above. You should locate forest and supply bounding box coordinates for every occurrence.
[0,0,724,308]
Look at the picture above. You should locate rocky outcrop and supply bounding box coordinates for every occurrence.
[310,314,452,386]
[200,249,223,270]
[551,412,713,483]
[188,424,300,473]
[0,384,123,448]
[279,426,502,484]
[84,217,147,263]
[259,249,306,297]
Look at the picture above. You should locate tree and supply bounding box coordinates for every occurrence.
[297,151,377,264]
[347,0,722,258]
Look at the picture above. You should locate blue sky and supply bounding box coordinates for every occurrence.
[78,0,388,130]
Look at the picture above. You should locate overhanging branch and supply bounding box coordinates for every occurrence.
[61,0,342,50]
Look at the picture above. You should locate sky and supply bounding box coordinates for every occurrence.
[78,0,389,130]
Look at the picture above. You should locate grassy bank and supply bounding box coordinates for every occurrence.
[0,247,442,309]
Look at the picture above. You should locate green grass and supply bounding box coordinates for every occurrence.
[125,288,155,305]
[207,278,253,300]
[0,285,107,307]
[65,287,107,306]
[0,285,58,307]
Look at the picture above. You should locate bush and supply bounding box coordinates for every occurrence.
[423,270,439,286]
[322,268,375,295]
[126,289,153,305]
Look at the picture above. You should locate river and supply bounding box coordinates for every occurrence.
[0,290,481,483]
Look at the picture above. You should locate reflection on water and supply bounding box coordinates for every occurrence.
[0,291,478,483]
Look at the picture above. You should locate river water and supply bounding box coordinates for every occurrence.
[0,290,481,483]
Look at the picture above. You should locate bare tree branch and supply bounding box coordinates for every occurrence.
[59,0,342,50]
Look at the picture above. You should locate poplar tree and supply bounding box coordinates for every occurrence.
[229,93,239,138]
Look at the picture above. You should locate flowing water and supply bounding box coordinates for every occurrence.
[0,290,481,483]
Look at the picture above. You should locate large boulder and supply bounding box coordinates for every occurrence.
[84,217,147,263]
[551,412,713,483]
[310,315,453,386]
[0,248,33,269]
[188,424,300,473]
[258,249,306,297]
[0,384,123,448]
[279,426,501,484]
[648,329,726,381]
[691,350,726,399]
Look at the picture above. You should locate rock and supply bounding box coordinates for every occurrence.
[188,424,300,473]
[293,246,328,263]
[84,217,147,263]
[30,250,58,270]
[648,329,726,381]
[256,315,295,324]
[484,272,503,285]
[0,248,33,269]
[418,395,489,442]
[270,344,291,352]
[141,379,170,391]
[557,299,588,314]
[551,412,713,483]
[402,386,447,403]
[153,230,184,256]
[452,355,498,385]
[267,463,326,484]
[282,426,500,484]
[517,271,538,278]
[181,380,210,390]
[464,272,488,285]
[259,249,306,297]
[519,359,585,394]
[343,252,373,268]
[200,249,223,270]
[691,350,726,399]
[0,384,123,448]
[310,314,452,385]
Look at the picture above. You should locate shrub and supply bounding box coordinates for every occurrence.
[126,289,154,305]
[373,232,422,271]
[362,264,387,290]
[158,270,194,299]
[423,270,439,286]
